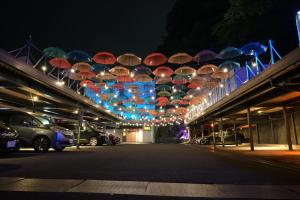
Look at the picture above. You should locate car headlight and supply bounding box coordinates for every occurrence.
[0,131,17,138]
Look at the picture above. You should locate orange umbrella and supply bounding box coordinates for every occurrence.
[168,53,193,64]
[49,58,71,69]
[144,53,168,66]
[78,71,96,79]
[175,66,196,75]
[211,71,229,79]
[72,62,91,72]
[134,74,152,82]
[197,64,218,75]
[92,52,116,64]
[155,77,172,84]
[96,71,116,81]
[117,53,141,66]
[109,66,130,76]
[153,66,173,77]
[68,72,83,80]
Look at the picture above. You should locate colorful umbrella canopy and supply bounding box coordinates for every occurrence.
[168,53,193,64]
[190,76,205,85]
[91,64,108,73]
[172,90,185,97]
[157,90,171,97]
[172,84,187,91]
[67,50,91,62]
[218,61,240,72]
[193,50,217,63]
[190,96,203,105]
[117,53,141,66]
[112,83,125,90]
[117,76,134,83]
[80,80,94,87]
[197,64,218,75]
[172,75,189,85]
[133,66,152,75]
[156,85,172,91]
[92,52,116,64]
[144,53,168,66]
[72,62,91,72]
[175,66,196,75]
[100,94,109,101]
[218,47,242,59]
[175,107,187,115]
[153,66,173,77]
[240,42,267,56]
[156,97,169,103]
[202,77,219,88]
[68,72,83,80]
[43,47,67,58]
[133,74,152,82]
[187,82,202,89]
[211,71,229,79]
[155,77,172,84]
[110,66,130,76]
[94,82,107,88]
[49,58,71,69]
[96,71,116,81]
[78,71,96,79]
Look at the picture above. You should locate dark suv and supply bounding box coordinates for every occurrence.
[56,121,106,146]
[0,110,74,152]
[0,121,20,152]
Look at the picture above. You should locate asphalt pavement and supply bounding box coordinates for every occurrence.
[0,144,299,199]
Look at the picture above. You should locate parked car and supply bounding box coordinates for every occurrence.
[0,110,74,152]
[0,121,20,152]
[56,121,106,146]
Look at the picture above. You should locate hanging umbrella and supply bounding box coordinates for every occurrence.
[190,96,203,105]
[167,108,176,114]
[172,75,189,85]
[193,50,217,63]
[218,47,242,59]
[133,66,152,75]
[43,47,67,58]
[172,84,187,91]
[117,53,141,66]
[49,58,71,69]
[80,80,94,87]
[91,64,108,73]
[72,62,91,72]
[190,76,205,84]
[96,71,116,81]
[202,77,219,88]
[175,66,196,75]
[170,99,181,105]
[100,94,109,101]
[94,82,107,88]
[153,66,173,77]
[168,52,193,64]
[197,64,218,75]
[67,50,91,62]
[92,52,116,64]
[172,90,185,97]
[218,60,240,72]
[134,74,152,82]
[175,107,187,115]
[178,99,189,105]
[240,42,267,56]
[149,110,158,116]
[187,82,202,89]
[157,90,171,97]
[156,97,169,103]
[78,71,96,79]
[155,77,172,84]
[68,72,83,80]
[112,83,125,90]
[211,71,229,79]
[110,66,130,76]
[144,53,168,66]
[117,76,134,83]
[156,85,172,91]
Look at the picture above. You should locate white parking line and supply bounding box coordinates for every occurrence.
[0,177,299,199]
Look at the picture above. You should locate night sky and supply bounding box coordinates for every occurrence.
[1,0,175,57]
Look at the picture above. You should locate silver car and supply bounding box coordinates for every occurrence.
[0,110,74,152]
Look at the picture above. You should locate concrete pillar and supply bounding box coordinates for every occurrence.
[283,107,293,150]
[201,124,204,138]
[247,107,254,151]
[270,116,276,144]
[212,122,216,146]
[233,119,238,146]
[220,117,224,148]
[256,123,260,144]
[291,112,298,145]
[77,109,83,149]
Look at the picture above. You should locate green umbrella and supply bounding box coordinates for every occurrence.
[43,47,67,58]
[157,90,171,97]
[156,85,172,91]
[172,90,185,97]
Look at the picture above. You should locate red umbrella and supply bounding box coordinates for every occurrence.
[80,80,94,87]
[112,83,125,90]
[187,82,202,89]
[92,52,116,64]
[155,77,172,84]
[49,58,71,69]
[117,76,134,83]
[211,71,229,79]
[168,53,193,64]
[156,97,169,103]
[72,62,91,72]
[153,66,173,77]
[197,64,218,75]
[144,53,168,66]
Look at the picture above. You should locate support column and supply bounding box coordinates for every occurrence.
[212,121,215,146]
[201,124,204,138]
[220,117,224,148]
[291,112,298,145]
[233,118,238,146]
[247,107,254,151]
[256,123,260,144]
[77,109,83,149]
[283,107,293,150]
[269,115,276,144]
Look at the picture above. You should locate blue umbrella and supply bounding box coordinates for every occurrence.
[67,50,91,62]
[43,47,67,58]
[240,42,267,56]
[218,47,243,59]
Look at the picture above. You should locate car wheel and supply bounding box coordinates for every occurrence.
[53,146,65,152]
[33,136,50,152]
[89,137,98,146]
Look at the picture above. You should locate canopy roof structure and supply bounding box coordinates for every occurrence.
[5,39,281,127]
